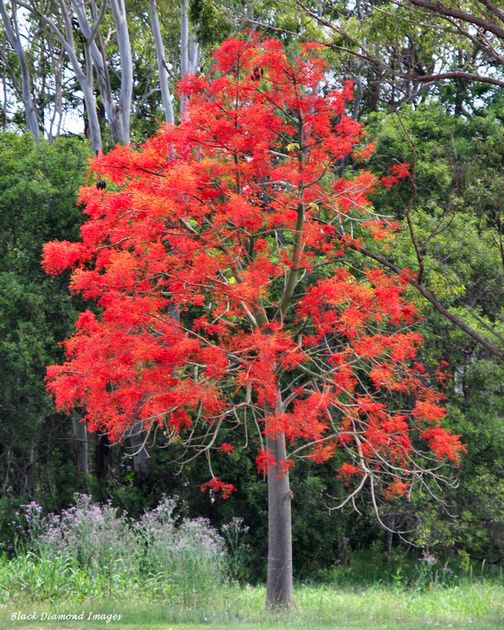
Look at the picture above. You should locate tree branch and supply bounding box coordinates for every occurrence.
[407,0,504,40]
[348,240,504,359]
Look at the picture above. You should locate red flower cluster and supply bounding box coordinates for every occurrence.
[200,477,236,500]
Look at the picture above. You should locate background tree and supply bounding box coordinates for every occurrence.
[0,0,204,146]
[0,0,40,139]
[366,101,504,562]
[296,0,504,104]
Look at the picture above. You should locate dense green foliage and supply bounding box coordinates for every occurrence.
[0,135,88,508]
[367,103,504,562]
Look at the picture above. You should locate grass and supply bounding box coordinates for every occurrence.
[0,580,502,629]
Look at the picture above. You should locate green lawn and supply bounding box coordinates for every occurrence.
[1,581,502,629]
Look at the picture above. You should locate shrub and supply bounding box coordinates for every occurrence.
[2,494,227,603]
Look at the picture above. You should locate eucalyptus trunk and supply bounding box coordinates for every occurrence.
[0,0,40,140]
[179,0,198,117]
[109,0,132,143]
[149,0,174,124]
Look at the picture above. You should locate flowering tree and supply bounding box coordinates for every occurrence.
[43,36,466,608]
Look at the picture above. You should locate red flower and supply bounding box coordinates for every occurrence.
[200,477,236,499]
[256,449,276,475]
[383,479,408,500]
[421,427,467,463]
[337,462,360,480]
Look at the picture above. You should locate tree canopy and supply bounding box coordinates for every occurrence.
[42,36,469,606]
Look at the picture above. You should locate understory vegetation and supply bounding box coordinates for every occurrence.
[1,495,226,607]
[0,494,502,628]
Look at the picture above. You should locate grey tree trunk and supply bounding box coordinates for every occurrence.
[0,0,40,140]
[71,0,117,139]
[179,0,189,116]
[72,414,89,475]
[109,0,132,143]
[81,77,102,153]
[179,0,198,117]
[70,0,130,145]
[266,401,293,608]
[129,422,149,474]
[149,0,174,124]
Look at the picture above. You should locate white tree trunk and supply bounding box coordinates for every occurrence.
[70,0,122,143]
[80,64,102,152]
[149,0,174,124]
[179,0,188,116]
[0,0,40,140]
[109,0,132,143]
[179,0,199,116]
[66,0,132,144]
[17,0,103,151]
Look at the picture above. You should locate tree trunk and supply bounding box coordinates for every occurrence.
[266,426,293,608]
[0,0,40,140]
[179,0,198,116]
[94,432,110,479]
[179,0,189,117]
[72,414,89,475]
[109,0,133,143]
[130,422,149,474]
[81,79,102,153]
[71,0,120,145]
[149,0,174,125]
[28,2,103,151]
